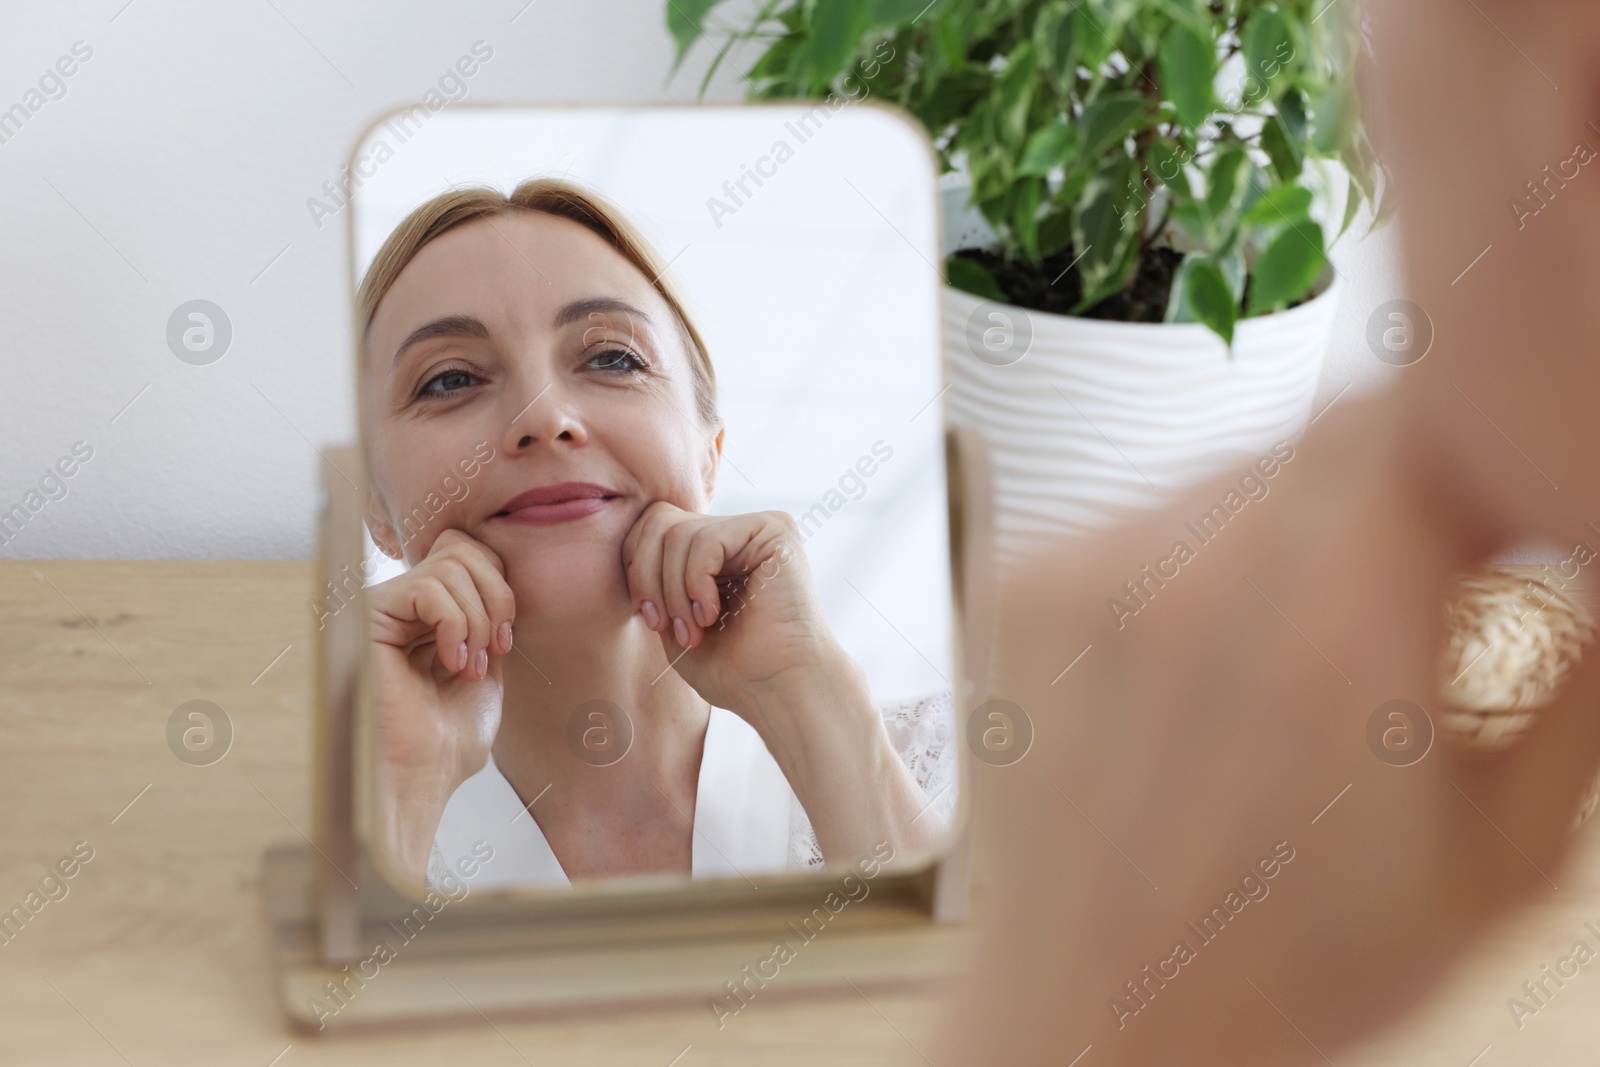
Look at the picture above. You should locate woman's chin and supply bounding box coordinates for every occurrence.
[502,550,632,624]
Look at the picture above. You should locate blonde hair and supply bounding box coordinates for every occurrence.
[357,177,718,424]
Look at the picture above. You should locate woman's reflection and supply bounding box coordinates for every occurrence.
[358,178,955,889]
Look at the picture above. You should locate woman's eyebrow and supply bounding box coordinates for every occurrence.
[392,314,490,366]
[554,297,653,329]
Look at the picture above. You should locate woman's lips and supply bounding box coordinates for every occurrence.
[490,482,620,526]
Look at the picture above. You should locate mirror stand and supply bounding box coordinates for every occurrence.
[260,444,979,1034]
[261,842,964,1034]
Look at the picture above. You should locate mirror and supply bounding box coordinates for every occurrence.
[344,103,960,900]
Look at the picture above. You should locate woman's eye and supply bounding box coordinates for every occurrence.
[417,368,479,399]
[586,348,647,374]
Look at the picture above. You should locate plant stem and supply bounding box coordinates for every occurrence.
[1141,201,1173,257]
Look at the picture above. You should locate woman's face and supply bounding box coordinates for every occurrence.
[365,211,720,623]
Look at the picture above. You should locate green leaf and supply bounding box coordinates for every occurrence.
[1169,201,1209,242]
[746,30,804,84]
[1208,151,1259,261]
[1072,155,1141,310]
[1056,162,1091,205]
[992,42,1039,152]
[1243,183,1312,226]
[873,0,929,23]
[1078,90,1147,160]
[1278,88,1308,145]
[1145,137,1192,196]
[1204,144,1249,225]
[1018,120,1079,176]
[1218,245,1247,304]
[1184,257,1237,346]
[1039,208,1074,257]
[915,65,990,131]
[1260,114,1302,183]
[1240,8,1294,103]
[1370,181,1399,234]
[978,174,1017,230]
[775,3,804,31]
[1311,79,1356,154]
[968,145,1011,204]
[1073,3,1118,73]
[946,256,1006,301]
[1012,177,1046,261]
[933,12,968,67]
[1159,21,1215,130]
[800,0,874,88]
[1034,2,1078,92]
[1247,221,1327,315]
[1166,256,1197,323]
[667,0,725,71]
[1340,129,1378,205]
[1338,174,1362,239]
[1237,164,1270,225]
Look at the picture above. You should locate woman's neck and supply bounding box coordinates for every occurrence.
[489,607,711,876]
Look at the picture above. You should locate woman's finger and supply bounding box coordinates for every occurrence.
[370,571,459,661]
[684,523,742,632]
[427,558,494,678]
[432,527,506,576]
[395,575,470,672]
[422,528,513,674]
[659,518,701,647]
[436,539,517,655]
[623,502,673,633]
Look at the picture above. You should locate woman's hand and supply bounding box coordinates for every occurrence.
[622,503,945,865]
[369,528,516,881]
[620,503,833,707]
[945,397,1600,1066]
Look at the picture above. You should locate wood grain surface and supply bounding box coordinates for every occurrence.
[0,561,949,1066]
[7,559,1600,1065]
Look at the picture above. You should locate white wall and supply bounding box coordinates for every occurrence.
[1321,198,1411,414]
[0,0,1407,559]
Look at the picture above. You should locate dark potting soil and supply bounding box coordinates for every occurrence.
[954,245,1186,323]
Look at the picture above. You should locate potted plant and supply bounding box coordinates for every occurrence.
[670,0,1391,564]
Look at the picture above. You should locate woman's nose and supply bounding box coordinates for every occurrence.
[501,384,588,452]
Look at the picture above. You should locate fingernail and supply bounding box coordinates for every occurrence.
[641,600,660,629]
[456,642,469,671]
[673,616,689,646]
[497,622,512,651]
[691,600,705,627]
[476,648,488,678]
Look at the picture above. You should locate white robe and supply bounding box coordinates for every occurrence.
[427,691,958,890]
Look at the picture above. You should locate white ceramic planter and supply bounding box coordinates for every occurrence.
[943,278,1341,573]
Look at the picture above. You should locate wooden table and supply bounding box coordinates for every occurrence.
[0,561,948,1065]
[8,559,1600,1065]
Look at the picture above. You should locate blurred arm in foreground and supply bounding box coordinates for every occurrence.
[944,2,1600,1064]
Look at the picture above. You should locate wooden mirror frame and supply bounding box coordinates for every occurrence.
[261,102,989,1034]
